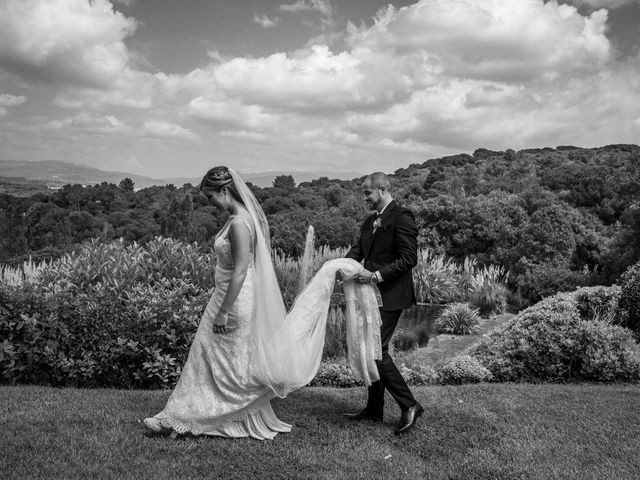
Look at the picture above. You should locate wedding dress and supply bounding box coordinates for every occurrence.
[146,170,381,440]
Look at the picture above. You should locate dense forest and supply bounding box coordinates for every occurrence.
[1,144,639,303]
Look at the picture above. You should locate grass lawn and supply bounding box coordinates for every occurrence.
[2,383,639,480]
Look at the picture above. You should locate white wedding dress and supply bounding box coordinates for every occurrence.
[147,171,381,440]
[150,220,290,439]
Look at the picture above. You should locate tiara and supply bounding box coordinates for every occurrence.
[208,168,232,182]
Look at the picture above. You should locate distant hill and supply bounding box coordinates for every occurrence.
[0,160,361,189]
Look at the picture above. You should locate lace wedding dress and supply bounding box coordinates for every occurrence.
[149,219,291,439]
[146,170,381,440]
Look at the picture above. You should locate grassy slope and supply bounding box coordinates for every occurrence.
[2,383,639,480]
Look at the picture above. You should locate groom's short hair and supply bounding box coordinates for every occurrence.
[366,172,391,191]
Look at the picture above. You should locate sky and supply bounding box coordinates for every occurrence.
[0,0,639,179]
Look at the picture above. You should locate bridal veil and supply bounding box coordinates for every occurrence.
[229,169,382,398]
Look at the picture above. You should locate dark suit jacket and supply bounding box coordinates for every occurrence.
[346,200,418,311]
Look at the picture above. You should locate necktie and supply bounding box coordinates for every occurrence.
[373,213,382,233]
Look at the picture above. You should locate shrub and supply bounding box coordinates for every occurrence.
[617,260,640,338]
[576,322,640,381]
[309,359,440,387]
[515,261,594,305]
[398,362,440,385]
[435,303,481,335]
[0,282,207,388]
[37,237,215,294]
[468,293,640,382]
[309,360,363,388]
[572,285,621,324]
[439,355,493,384]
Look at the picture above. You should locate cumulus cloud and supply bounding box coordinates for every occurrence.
[0,0,137,86]
[347,0,611,82]
[46,112,130,135]
[53,69,156,110]
[142,120,200,141]
[188,96,278,130]
[0,93,26,107]
[220,130,269,142]
[0,93,25,116]
[279,0,334,28]
[208,45,414,111]
[280,0,332,15]
[253,13,279,28]
[2,0,638,174]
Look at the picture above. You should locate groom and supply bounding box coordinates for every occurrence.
[344,172,423,435]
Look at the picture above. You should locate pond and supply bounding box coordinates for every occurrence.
[397,303,446,339]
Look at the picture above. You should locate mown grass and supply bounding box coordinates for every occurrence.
[2,383,639,480]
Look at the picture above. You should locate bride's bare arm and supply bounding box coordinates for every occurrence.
[213,216,251,331]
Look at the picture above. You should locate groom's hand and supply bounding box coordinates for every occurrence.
[355,270,374,284]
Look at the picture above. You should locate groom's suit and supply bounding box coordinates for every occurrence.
[346,200,418,414]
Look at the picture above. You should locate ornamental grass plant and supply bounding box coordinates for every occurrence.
[435,303,482,335]
[412,249,509,315]
[0,257,49,286]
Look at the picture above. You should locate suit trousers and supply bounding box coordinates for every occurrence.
[366,309,416,413]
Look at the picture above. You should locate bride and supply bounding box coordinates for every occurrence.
[143,166,381,440]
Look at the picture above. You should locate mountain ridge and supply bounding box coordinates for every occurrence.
[0,159,362,188]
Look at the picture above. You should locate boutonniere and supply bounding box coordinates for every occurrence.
[373,216,382,232]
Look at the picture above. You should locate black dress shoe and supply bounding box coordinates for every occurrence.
[343,408,383,422]
[394,402,424,435]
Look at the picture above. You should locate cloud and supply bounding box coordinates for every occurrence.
[569,0,640,9]
[346,0,611,83]
[53,69,156,110]
[208,46,411,111]
[142,120,200,141]
[0,0,137,87]
[253,13,279,28]
[187,96,278,130]
[113,0,136,7]
[220,130,269,142]
[0,93,25,116]
[42,111,199,142]
[280,0,332,15]
[0,93,26,107]
[45,112,131,135]
[147,0,637,155]
[279,0,334,28]
[2,0,638,175]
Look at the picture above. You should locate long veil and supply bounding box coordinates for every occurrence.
[229,170,382,398]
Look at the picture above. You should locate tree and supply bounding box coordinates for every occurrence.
[119,178,135,192]
[272,175,295,192]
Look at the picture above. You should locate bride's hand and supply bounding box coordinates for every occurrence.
[213,310,228,334]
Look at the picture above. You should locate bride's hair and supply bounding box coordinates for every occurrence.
[200,166,244,204]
